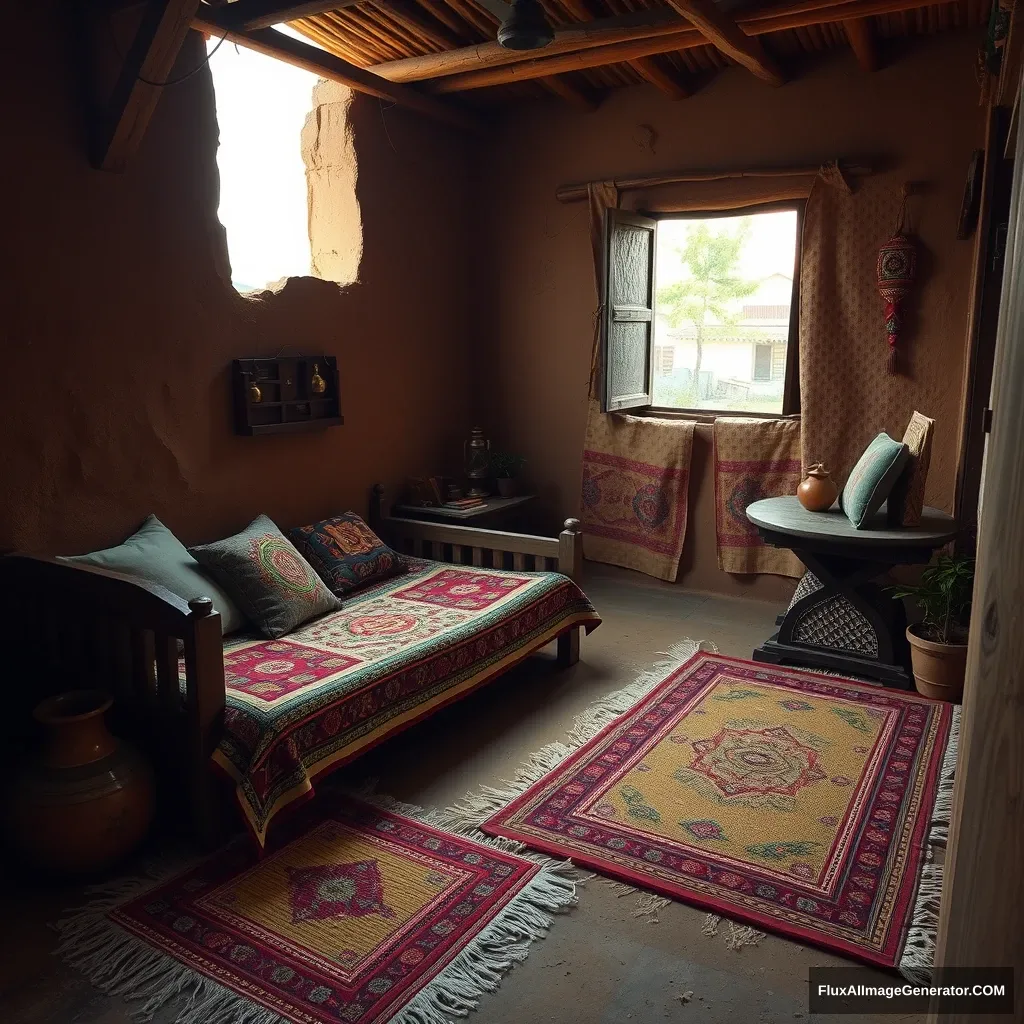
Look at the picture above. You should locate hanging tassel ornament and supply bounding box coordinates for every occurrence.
[876,185,918,375]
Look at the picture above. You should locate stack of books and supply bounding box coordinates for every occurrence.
[444,497,485,510]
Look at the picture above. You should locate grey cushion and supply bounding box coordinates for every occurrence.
[188,515,342,640]
[59,515,245,634]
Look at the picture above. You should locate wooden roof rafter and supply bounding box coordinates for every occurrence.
[193,9,485,130]
[662,0,785,85]
[359,0,983,92]
[93,0,204,171]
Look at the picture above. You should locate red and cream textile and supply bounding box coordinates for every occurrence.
[581,410,695,582]
[204,560,601,845]
[714,417,803,577]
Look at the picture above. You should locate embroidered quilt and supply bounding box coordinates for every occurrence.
[207,560,601,844]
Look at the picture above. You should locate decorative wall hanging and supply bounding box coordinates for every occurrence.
[876,186,918,376]
[232,356,342,435]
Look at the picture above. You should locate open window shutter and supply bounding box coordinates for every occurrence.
[601,210,657,412]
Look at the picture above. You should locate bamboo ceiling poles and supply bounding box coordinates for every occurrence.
[553,162,873,203]
[370,0,968,89]
[191,12,483,131]
[371,8,685,82]
[661,0,785,85]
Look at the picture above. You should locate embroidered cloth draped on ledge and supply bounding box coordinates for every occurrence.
[714,417,803,577]
[581,406,696,582]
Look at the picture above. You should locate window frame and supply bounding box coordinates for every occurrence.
[641,199,804,422]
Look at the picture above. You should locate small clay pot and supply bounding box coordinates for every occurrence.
[797,464,839,512]
[495,477,517,498]
[8,690,154,875]
[906,625,968,702]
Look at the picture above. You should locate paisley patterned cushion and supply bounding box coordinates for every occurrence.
[189,515,342,639]
[290,513,404,596]
[840,433,909,528]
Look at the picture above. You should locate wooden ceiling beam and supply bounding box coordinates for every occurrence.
[372,8,685,82]
[192,14,483,131]
[95,0,203,171]
[387,0,962,92]
[661,0,784,85]
[224,0,364,32]
[630,56,690,98]
[844,16,878,70]
[557,0,691,99]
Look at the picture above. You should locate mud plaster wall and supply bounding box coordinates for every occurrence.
[472,32,984,601]
[0,11,474,554]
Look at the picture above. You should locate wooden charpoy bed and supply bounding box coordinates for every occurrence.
[0,486,595,846]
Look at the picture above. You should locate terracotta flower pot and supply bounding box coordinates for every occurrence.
[8,690,155,875]
[495,477,517,498]
[906,625,968,702]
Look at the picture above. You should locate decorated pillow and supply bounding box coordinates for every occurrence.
[59,515,245,635]
[887,411,934,527]
[290,513,404,596]
[189,515,342,639]
[841,433,910,529]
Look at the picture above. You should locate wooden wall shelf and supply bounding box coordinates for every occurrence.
[232,356,343,436]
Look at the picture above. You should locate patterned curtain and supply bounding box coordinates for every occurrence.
[799,174,927,486]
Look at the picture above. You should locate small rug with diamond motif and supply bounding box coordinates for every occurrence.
[482,653,954,972]
[56,794,576,1024]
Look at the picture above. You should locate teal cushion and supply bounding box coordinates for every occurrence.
[841,433,910,528]
[189,515,342,640]
[59,515,245,634]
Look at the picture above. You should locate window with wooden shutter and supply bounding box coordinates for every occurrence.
[601,210,656,413]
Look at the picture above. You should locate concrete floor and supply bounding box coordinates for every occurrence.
[2,564,919,1024]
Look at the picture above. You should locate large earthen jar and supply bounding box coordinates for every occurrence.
[9,691,154,875]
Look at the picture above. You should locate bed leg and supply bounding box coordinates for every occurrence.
[557,626,580,667]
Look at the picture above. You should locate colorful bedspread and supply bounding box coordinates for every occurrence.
[211,560,601,844]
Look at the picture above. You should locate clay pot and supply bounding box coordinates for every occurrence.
[797,464,839,512]
[495,477,517,498]
[906,625,968,702]
[8,690,155,875]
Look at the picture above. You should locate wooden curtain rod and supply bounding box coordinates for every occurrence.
[554,163,872,203]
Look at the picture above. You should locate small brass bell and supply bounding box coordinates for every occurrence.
[311,363,326,395]
[248,380,262,403]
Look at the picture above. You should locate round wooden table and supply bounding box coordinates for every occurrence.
[746,496,957,688]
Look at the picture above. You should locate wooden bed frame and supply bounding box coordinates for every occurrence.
[0,485,585,843]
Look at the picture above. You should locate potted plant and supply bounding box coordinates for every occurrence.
[490,452,526,498]
[890,554,974,701]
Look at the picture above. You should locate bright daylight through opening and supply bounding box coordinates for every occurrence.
[206,34,319,293]
[652,208,799,415]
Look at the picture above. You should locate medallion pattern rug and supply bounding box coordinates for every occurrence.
[57,794,576,1024]
[481,653,954,973]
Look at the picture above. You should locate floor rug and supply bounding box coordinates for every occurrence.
[56,794,576,1024]
[480,653,956,975]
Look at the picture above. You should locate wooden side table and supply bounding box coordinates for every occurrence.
[746,497,957,688]
[392,494,537,532]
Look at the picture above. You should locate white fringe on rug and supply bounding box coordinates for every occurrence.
[55,795,578,1024]
[427,639,717,841]
[898,702,961,985]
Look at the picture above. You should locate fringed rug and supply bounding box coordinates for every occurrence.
[480,653,956,976]
[56,793,576,1024]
